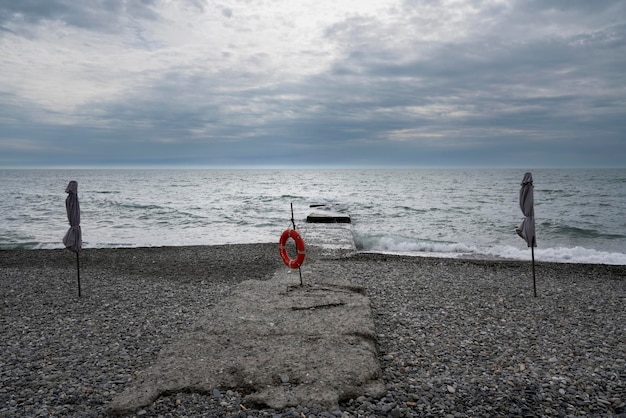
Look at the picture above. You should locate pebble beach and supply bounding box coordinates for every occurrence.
[1,245,624,417]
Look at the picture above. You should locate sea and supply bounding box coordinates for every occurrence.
[0,168,624,265]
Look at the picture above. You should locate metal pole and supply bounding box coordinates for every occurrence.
[290,202,303,286]
[77,252,81,298]
[530,245,537,297]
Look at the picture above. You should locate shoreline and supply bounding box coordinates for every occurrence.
[3,243,626,268]
[1,244,625,417]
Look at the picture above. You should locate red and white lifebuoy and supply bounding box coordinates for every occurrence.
[278,228,306,269]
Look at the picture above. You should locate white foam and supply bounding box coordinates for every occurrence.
[530,246,626,265]
[358,235,626,265]
[364,236,476,255]
[33,242,64,250]
[481,245,626,265]
[298,223,356,251]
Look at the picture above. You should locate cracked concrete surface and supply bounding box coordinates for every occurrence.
[108,264,384,415]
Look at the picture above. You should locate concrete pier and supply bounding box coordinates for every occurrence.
[109,225,384,415]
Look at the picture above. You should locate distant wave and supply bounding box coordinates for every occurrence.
[355,234,626,265]
[540,222,626,240]
[0,242,56,251]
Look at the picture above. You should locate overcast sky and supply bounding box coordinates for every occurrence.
[1,0,624,168]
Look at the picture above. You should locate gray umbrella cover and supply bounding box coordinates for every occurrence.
[63,180,82,253]
[515,172,537,248]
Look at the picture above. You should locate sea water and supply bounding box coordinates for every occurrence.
[0,168,624,265]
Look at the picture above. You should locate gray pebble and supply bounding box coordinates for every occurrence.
[1,248,625,417]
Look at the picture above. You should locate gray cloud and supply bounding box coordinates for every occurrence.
[0,0,624,167]
[0,0,163,35]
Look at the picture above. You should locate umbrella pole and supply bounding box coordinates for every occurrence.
[77,252,81,298]
[530,245,537,297]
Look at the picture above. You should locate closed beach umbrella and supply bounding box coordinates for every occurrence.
[63,181,82,296]
[516,173,536,248]
[63,181,82,252]
[515,172,537,296]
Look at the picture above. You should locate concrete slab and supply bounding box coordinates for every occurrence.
[108,265,384,415]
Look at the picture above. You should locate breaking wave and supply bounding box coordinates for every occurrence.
[355,234,626,265]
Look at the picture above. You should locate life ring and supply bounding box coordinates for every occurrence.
[279,228,306,269]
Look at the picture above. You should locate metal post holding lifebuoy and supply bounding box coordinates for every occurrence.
[291,202,303,286]
[291,202,303,285]
[278,202,305,285]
